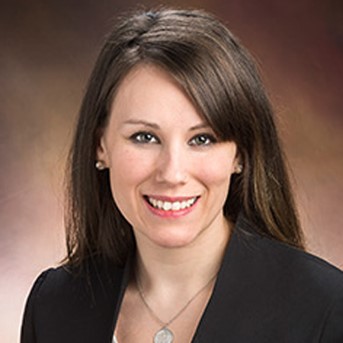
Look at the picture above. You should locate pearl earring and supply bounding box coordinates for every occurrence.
[95,161,106,170]
[235,164,243,174]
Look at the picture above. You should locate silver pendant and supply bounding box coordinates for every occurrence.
[154,327,174,343]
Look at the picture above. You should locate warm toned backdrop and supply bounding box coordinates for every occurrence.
[1,0,342,341]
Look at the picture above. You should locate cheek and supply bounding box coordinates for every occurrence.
[107,148,153,223]
[196,153,235,187]
[198,169,232,201]
[108,147,155,192]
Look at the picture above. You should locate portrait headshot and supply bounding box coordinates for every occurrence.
[1,1,342,342]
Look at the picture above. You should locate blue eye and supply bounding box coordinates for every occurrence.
[130,131,159,144]
[189,134,217,146]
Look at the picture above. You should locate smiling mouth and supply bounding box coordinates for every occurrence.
[144,196,199,212]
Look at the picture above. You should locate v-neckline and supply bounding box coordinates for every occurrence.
[108,216,244,343]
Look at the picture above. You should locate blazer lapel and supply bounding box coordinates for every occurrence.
[191,216,261,342]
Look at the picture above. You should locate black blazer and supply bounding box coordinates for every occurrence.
[21,216,343,342]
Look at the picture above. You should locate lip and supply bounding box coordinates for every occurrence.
[143,194,200,218]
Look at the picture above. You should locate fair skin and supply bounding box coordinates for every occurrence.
[97,64,239,342]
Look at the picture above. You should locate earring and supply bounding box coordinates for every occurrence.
[95,161,106,170]
[234,164,243,174]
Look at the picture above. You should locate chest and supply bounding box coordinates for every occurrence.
[113,283,214,343]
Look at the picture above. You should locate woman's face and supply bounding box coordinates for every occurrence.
[97,64,239,249]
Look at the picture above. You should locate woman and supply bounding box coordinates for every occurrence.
[21,7,343,343]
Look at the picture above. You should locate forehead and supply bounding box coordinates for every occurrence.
[108,64,206,126]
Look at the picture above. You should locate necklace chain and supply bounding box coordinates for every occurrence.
[136,271,217,328]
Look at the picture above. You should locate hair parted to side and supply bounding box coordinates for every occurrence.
[64,7,304,267]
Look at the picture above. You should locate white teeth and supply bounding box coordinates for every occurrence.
[147,197,197,211]
[172,202,181,211]
[163,202,172,211]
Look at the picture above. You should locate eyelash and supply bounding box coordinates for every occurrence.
[188,134,217,146]
[129,131,160,144]
[129,131,217,146]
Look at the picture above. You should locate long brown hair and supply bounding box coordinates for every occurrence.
[65,7,304,267]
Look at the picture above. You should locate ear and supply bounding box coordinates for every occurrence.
[96,129,109,167]
[233,147,243,174]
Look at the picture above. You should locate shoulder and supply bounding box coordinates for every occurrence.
[28,265,81,297]
[229,227,343,311]
[218,216,343,341]
[27,259,125,308]
[236,215,343,296]
[21,259,126,342]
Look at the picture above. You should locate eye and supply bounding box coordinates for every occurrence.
[189,133,217,146]
[129,131,159,144]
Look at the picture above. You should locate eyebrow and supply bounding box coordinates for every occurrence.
[189,123,211,131]
[122,119,160,129]
[122,119,211,131]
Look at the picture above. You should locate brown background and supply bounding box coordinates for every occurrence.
[1,0,342,341]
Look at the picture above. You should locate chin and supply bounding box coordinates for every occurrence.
[147,228,200,249]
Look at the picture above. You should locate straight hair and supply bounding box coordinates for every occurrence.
[64,7,304,267]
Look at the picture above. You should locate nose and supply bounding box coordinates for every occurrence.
[155,144,189,185]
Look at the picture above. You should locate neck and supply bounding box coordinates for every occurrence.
[133,215,231,300]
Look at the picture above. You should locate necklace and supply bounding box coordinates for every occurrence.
[136,272,217,343]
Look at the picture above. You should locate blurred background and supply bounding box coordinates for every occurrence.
[1,0,342,341]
